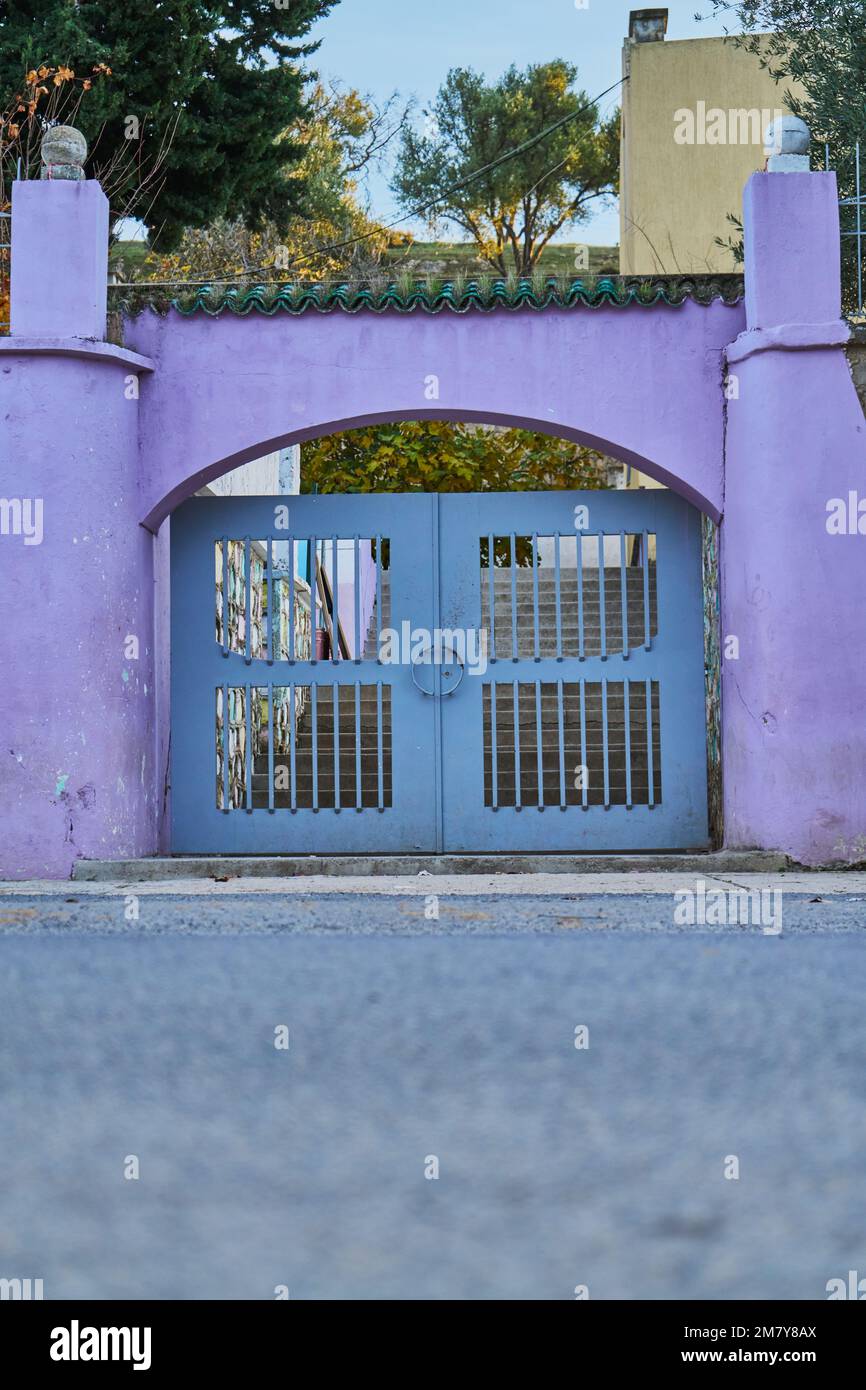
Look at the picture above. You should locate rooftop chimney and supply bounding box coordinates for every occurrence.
[629,9,668,42]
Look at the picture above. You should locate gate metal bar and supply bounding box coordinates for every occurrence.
[0,208,10,334]
[620,531,629,658]
[172,491,707,853]
[828,140,865,316]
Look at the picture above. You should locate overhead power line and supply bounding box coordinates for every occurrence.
[116,77,626,290]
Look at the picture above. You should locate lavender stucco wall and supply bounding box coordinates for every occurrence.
[124,298,742,530]
[3,170,863,875]
[10,182,108,340]
[721,172,866,865]
[2,180,158,878]
[0,353,158,876]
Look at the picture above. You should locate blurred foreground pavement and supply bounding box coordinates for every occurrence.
[0,885,864,1300]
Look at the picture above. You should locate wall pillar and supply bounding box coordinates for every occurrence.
[722,164,866,863]
[0,174,157,878]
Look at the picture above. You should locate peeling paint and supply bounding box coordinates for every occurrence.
[54,774,69,796]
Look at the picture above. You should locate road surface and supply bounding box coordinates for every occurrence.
[0,883,864,1299]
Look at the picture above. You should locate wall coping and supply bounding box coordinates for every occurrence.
[726,321,851,364]
[0,337,154,371]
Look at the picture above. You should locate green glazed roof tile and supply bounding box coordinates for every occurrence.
[115,274,745,320]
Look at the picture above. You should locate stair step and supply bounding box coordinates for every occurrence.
[252,781,393,794]
[250,797,390,809]
[490,569,655,581]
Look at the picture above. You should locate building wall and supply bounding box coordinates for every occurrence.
[620,34,806,275]
[155,446,300,848]
[203,446,299,499]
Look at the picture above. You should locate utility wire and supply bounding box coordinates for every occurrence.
[114,77,625,289]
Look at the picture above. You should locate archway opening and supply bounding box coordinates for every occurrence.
[161,414,719,858]
[147,408,722,533]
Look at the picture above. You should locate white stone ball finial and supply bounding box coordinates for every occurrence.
[40,124,88,180]
[765,115,810,172]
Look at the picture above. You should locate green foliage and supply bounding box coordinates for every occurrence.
[704,2,865,150]
[704,1,866,310]
[391,61,619,276]
[141,84,402,283]
[302,420,613,495]
[0,0,337,247]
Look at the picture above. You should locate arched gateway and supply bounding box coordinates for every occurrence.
[134,276,738,857]
[2,157,864,873]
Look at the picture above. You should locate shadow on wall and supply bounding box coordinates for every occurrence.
[845,335,866,415]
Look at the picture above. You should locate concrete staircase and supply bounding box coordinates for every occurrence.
[481,565,660,807]
[481,564,656,658]
[251,563,660,810]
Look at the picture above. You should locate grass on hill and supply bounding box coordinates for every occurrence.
[110,239,620,286]
[382,241,620,279]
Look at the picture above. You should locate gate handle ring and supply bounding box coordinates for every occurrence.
[410,643,466,697]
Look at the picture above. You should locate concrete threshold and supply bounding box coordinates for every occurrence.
[73,850,791,882]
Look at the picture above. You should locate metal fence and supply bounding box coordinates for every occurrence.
[828,141,865,319]
[0,207,10,333]
[1,158,22,333]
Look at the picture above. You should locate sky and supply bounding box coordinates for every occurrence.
[307,0,733,246]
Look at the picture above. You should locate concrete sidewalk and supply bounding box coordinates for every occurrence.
[71,850,789,881]
[3,870,866,897]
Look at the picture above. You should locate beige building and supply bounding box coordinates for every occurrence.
[619,8,806,275]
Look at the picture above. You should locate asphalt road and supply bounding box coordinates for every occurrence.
[1,891,865,1300]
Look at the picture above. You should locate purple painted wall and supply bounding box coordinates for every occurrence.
[1,166,861,875]
[0,359,157,875]
[125,296,740,530]
[721,172,866,864]
[2,181,157,877]
[11,181,108,339]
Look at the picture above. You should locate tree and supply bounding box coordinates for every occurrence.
[302,420,612,494]
[302,421,614,566]
[0,0,337,247]
[390,61,619,277]
[703,2,866,309]
[141,83,409,283]
[704,2,865,152]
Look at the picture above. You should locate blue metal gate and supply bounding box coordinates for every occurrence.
[170,490,708,854]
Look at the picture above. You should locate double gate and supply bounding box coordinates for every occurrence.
[171,490,708,853]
